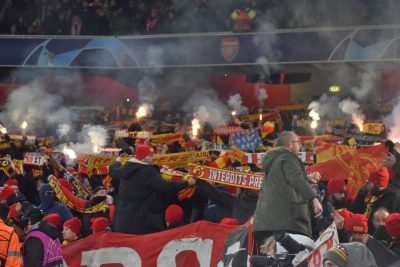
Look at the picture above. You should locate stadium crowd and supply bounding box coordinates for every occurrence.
[1,0,400,36]
[0,105,398,266]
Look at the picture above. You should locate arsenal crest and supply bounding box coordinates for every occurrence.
[220,37,239,62]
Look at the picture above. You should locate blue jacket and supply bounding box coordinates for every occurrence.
[39,184,73,222]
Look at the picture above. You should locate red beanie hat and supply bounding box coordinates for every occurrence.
[90,217,110,234]
[8,203,19,222]
[337,209,354,232]
[63,217,82,236]
[0,186,15,201]
[5,179,19,188]
[165,204,184,225]
[220,218,240,225]
[58,178,73,192]
[44,213,62,229]
[369,167,390,188]
[386,213,400,238]
[327,178,345,194]
[349,213,368,233]
[135,144,154,161]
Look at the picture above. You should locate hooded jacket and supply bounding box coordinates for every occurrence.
[39,184,73,223]
[110,158,188,234]
[253,147,316,237]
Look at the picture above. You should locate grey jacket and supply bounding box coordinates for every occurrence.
[253,147,316,237]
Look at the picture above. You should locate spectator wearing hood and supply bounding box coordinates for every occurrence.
[351,167,400,232]
[110,144,195,234]
[22,206,63,267]
[38,183,73,223]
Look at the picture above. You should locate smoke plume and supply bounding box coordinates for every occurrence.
[307,94,342,120]
[256,87,268,103]
[384,98,400,142]
[339,98,365,127]
[0,80,76,134]
[350,71,378,100]
[228,94,248,115]
[68,125,109,154]
[182,89,229,127]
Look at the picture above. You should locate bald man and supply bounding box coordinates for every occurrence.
[253,131,322,253]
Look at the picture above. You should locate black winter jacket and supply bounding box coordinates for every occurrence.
[196,180,258,224]
[110,158,188,234]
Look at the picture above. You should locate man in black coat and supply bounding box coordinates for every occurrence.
[194,179,258,224]
[110,144,195,234]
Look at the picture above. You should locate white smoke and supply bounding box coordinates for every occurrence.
[183,89,229,128]
[339,98,365,129]
[256,87,268,103]
[255,57,271,83]
[228,94,248,115]
[137,76,159,118]
[307,94,342,119]
[145,45,164,73]
[350,71,378,100]
[57,124,71,137]
[68,125,109,154]
[0,81,76,134]
[339,98,363,116]
[384,98,400,142]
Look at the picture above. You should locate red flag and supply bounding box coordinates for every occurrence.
[308,143,387,200]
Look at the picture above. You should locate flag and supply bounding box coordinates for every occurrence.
[314,140,353,163]
[308,143,387,200]
[230,129,263,152]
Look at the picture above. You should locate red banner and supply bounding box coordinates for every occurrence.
[62,221,240,266]
[308,143,387,200]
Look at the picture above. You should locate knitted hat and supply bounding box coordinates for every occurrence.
[342,242,376,267]
[165,204,183,225]
[337,209,354,232]
[220,218,240,225]
[63,217,82,236]
[90,217,110,234]
[58,178,73,192]
[327,177,345,194]
[323,244,348,267]
[8,203,19,222]
[368,167,389,188]
[44,213,62,229]
[349,213,368,233]
[385,213,400,238]
[4,179,19,188]
[0,186,15,201]
[135,144,154,160]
